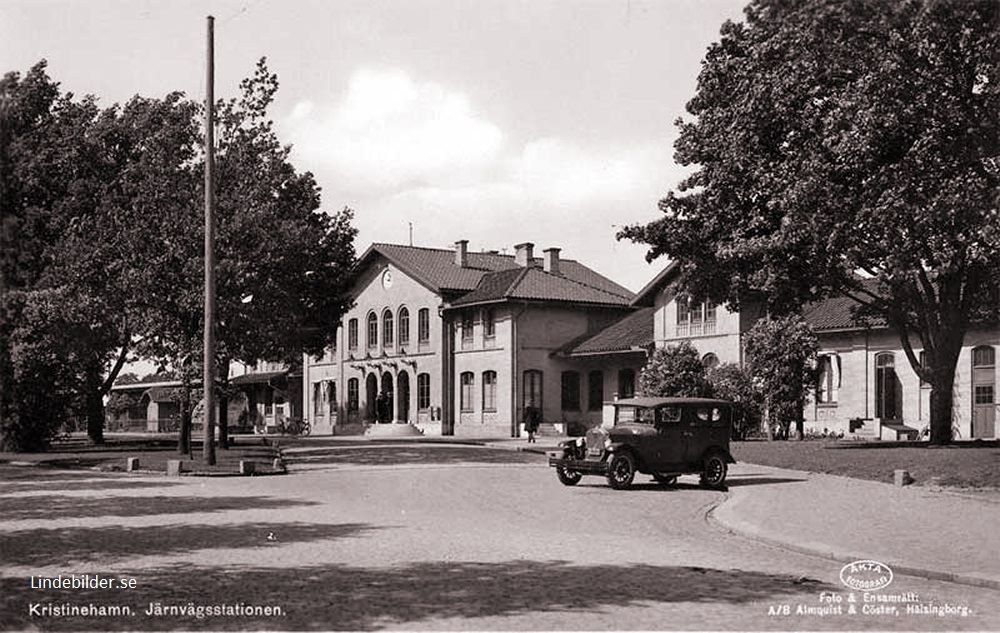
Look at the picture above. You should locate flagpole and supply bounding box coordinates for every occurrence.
[203,15,217,465]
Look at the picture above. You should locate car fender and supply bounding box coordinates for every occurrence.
[700,445,735,464]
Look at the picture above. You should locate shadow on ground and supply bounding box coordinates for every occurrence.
[284,445,545,467]
[2,521,377,566]
[2,559,832,631]
[0,494,318,522]
[0,479,186,494]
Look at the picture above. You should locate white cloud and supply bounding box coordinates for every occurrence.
[281,67,684,291]
[286,68,504,193]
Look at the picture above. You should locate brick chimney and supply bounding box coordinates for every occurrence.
[543,247,561,275]
[514,242,534,267]
[454,239,468,267]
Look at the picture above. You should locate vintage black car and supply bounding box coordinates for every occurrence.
[548,396,735,490]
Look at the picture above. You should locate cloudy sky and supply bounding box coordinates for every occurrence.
[2,0,745,292]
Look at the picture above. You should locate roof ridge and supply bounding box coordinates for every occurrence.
[524,265,634,301]
[373,241,590,265]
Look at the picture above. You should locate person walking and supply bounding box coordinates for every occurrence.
[524,407,540,443]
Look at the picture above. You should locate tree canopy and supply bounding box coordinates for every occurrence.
[637,341,713,398]
[621,0,999,444]
[1,60,357,451]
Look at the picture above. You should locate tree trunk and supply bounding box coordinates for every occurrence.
[764,395,773,441]
[178,381,192,458]
[85,365,105,445]
[218,358,230,449]
[218,393,229,449]
[915,325,964,446]
[928,365,958,446]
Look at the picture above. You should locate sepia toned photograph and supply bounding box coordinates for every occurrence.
[1,1,998,631]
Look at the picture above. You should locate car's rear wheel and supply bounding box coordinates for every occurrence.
[653,473,677,486]
[606,452,636,490]
[556,465,583,486]
[700,452,728,488]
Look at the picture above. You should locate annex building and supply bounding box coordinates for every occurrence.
[635,264,999,440]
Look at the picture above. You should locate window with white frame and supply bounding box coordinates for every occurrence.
[348,318,358,351]
[366,312,378,349]
[347,378,359,412]
[676,295,716,336]
[483,308,496,340]
[398,307,410,346]
[816,354,841,404]
[462,311,475,343]
[418,308,431,345]
[382,309,394,348]
[417,373,431,410]
[460,372,475,411]
[482,371,497,411]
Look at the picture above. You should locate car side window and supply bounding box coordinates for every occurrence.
[658,406,681,425]
[636,408,656,424]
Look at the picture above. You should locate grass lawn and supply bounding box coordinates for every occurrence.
[0,433,283,476]
[732,438,1000,489]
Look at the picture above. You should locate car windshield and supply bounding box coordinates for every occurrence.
[617,406,655,425]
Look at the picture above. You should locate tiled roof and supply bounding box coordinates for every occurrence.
[451,267,633,307]
[802,293,887,332]
[361,243,635,306]
[802,278,888,332]
[558,307,655,356]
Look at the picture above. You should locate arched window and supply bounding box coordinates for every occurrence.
[366,313,378,349]
[460,372,475,411]
[702,353,719,370]
[398,307,410,346]
[875,353,900,420]
[382,309,394,348]
[483,371,497,411]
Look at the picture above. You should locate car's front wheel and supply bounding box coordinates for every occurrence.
[606,452,636,490]
[700,452,728,488]
[556,465,583,486]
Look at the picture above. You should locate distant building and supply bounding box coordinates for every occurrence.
[302,241,645,438]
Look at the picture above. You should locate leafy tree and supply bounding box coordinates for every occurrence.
[708,363,762,440]
[743,315,819,440]
[637,341,713,398]
[621,0,1000,444]
[1,63,138,448]
[1,60,357,454]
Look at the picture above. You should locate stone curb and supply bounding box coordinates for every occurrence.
[706,490,1000,592]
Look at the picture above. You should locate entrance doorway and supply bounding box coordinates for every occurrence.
[381,372,394,422]
[972,346,996,438]
[397,372,410,423]
[365,374,378,422]
[875,353,902,421]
